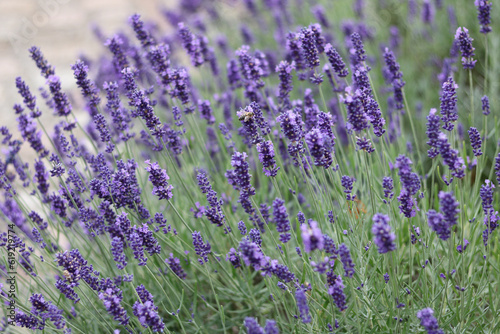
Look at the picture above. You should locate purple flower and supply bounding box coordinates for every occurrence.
[416,308,444,334]
[29,293,65,329]
[198,99,215,124]
[341,175,356,201]
[295,289,311,323]
[480,180,495,223]
[438,133,465,179]
[356,136,375,153]
[371,214,396,254]
[325,43,348,77]
[93,114,112,151]
[146,43,171,86]
[111,237,127,270]
[169,68,191,105]
[350,32,367,66]
[323,234,337,256]
[196,169,225,227]
[475,1,492,34]
[103,81,132,138]
[277,108,305,164]
[145,160,173,201]
[15,310,42,330]
[239,237,269,270]
[122,68,163,137]
[166,253,187,279]
[15,77,41,118]
[426,108,441,158]
[339,243,355,278]
[192,231,211,265]
[227,59,242,89]
[310,73,324,85]
[16,113,48,158]
[273,198,291,243]
[468,127,482,156]
[422,0,435,24]
[178,22,204,66]
[427,209,449,240]
[264,320,279,334]
[129,232,147,266]
[249,228,262,246]
[132,286,164,332]
[440,77,458,131]
[226,248,241,269]
[276,61,295,107]
[312,5,330,27]
[71,59,101,116]
[262,259,296,283]
[301,220,324,252]
[244,317,264,334]
[300,26,320,68]
[439,191,460,228]
[47,75,72,117]
[286,32,306,75]
[342,88,369,132]
[455,27,476,69]
[29,211,47,230]
[256,140,279,177]
[395,155,420,217]
[229,151,256,197]
[306,127,334,168]
[482,95,490,115]
[104,36,130,75]
[236,45,265,88]
[457,239,470,253]
[237,106,262,145]
[129,14,156,49]
[328,273,347,311]
[383,48,405,109]
[99,286,129,326]
[382,177,394,203]
[28,46,55,78]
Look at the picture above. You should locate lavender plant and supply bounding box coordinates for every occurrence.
[1,1,499,333]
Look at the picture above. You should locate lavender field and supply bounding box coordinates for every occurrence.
[0,0,499,333]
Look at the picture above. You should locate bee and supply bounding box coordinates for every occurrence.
[348,198,367,220]
[237,110,255,122]
[62,270,72,282]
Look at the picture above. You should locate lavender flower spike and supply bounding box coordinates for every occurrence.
[468,127,482,156]
[416,308,444,334]
[256,140,280,177]
[301,220,324,252]
[439,191,459,228]
[341,175,356,201]
[325,44,348,77]
[295,289,311,323]
[455,27,477,69]
[371,214,396,254]
[426,108,441,158]
[427,209,449,240]
[482,95,490,115]
[339,243,355,278]
[475,0,492,34]
[273,198,291,243]
[350,32,367,66]
[192,231,211,265]
[145,160,174,201]
[440,77,458,131]
[244,317,264,334]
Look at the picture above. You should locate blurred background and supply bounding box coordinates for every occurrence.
[0,0,169,128]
